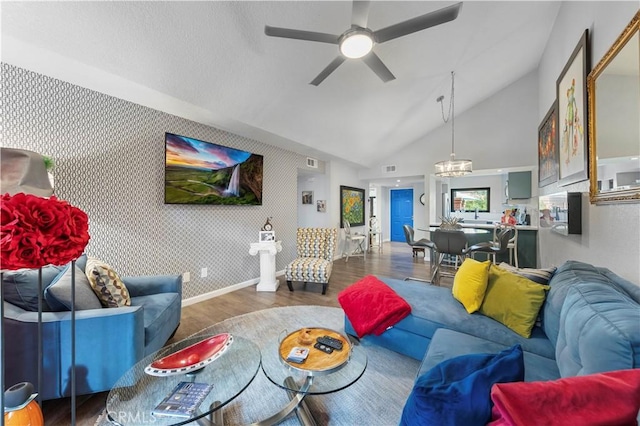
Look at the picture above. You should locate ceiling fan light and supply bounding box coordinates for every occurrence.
[340,33,373,59]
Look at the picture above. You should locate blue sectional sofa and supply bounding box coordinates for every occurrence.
[2,255,182,400]
[345,260,640,382]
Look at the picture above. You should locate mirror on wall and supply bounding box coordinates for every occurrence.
[588,11,640,204]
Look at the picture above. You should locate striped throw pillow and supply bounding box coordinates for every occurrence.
[498,263,556,285]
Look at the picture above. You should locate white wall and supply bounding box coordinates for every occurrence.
[359,71,540,181]
[537,2,640,284]
[297,171,330,228]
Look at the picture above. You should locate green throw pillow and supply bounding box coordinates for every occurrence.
[479,265,550,338]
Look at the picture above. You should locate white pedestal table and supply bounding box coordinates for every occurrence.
[249,240,282,292]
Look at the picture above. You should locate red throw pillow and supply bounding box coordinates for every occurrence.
[338,275,411,337]
[488,369,640,426]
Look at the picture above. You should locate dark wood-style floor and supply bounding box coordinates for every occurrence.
[42,241,450,425]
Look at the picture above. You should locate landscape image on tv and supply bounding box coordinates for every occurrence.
[164,133,263,205]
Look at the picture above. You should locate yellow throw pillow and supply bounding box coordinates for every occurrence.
[479,265,550,338]
[452,259,491,314]
[85,257,131,308]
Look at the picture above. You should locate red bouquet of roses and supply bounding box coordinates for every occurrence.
[1,193,90,271]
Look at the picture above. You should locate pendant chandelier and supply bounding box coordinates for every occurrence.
[434,71,472,177]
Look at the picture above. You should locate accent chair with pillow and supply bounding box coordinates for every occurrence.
[2,254,182,400]
[285,227,337,295]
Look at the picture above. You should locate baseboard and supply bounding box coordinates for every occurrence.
[182,269,286,307]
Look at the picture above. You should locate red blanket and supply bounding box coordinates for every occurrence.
[488,369,640,426]
[338,275,411,338]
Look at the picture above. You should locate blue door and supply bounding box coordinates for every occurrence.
[390,189,414,242]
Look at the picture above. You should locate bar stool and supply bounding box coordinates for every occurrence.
[495,223,518,267]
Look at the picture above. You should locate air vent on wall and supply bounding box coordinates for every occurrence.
[306,157,318,168]
[382,165,396,173]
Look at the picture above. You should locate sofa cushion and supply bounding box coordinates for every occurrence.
[130,293,181,346]
[452,259,490,314]
[555,283,640,377]
[543,260,639,349]
[1,264,63,311]
[479,266,549,338]
[401,344,524,426]
[421,329,560,382]
[44,264,102,311]
[375,278,555,359]
[488,369,640,426]
[85,257,131,308]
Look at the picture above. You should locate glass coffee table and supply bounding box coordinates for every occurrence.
[106,334,261,426]
[259,328,367,426]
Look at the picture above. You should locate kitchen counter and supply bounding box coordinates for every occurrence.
[424,223,538,267]
[429,223,538,231]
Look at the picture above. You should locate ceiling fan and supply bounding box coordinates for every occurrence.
[264,1,462,86]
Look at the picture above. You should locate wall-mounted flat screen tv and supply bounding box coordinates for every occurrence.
[165,133,263,205]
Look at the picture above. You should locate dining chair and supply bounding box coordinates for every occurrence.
[402,224,437,283]
[431,229,468,284]
[463,226,511,264]
[342,220,367,262]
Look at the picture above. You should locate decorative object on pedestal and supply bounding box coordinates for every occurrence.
[259,231,276,242]
[262,217,273,232]
[3,382,43,426]
[0,192,90,425]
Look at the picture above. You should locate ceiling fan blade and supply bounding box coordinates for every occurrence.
[373,2,462,44]
[362,52,395,83]
[265,25,340,44]
[351,1,371,28]
[310,56,346,86]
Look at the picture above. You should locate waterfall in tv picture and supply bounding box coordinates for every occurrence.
[164,133,263,205]
[224,164,240,197]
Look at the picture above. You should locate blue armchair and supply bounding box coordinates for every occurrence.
[2,257,182,400]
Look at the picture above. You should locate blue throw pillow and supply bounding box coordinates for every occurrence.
[400,344,524,426]
[2,264,64,311]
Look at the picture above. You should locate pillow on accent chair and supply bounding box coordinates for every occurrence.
[488,369,640,425]
[452,259,491,313]
[479,266,550,338]
[85,257,131,308]
[401,344,524,426]
[44,264,102,311]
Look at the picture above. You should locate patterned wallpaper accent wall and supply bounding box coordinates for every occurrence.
[2,63,304,299]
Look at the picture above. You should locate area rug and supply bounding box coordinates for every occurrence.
[96,305,419,425]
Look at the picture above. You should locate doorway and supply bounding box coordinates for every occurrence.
[390,188,414,242]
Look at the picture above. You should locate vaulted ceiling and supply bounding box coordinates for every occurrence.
[2,1,561,169]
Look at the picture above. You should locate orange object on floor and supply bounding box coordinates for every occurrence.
[4,400,44,426]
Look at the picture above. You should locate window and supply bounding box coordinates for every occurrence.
[451,187,490,212]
